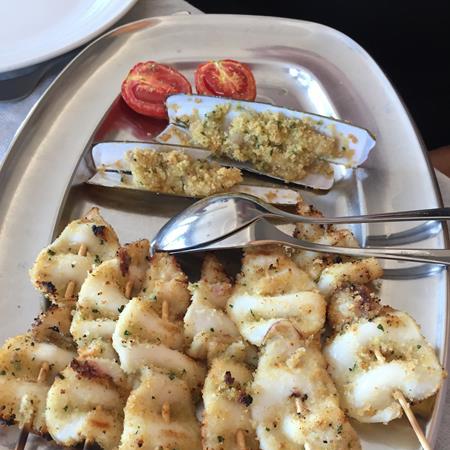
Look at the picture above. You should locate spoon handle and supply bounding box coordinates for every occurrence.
[265,206,450,224]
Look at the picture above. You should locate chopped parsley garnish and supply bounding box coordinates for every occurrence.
[377,324,384,332]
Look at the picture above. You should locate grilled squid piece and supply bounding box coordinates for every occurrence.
[31,303,75,350]
[119,367,201,450]
[112,297,206,394]
[30,207,120,304]
[317,259,383,298]
[112,252,206,396]
[292,200,360,281]
[251,321,361,450]
[227,246,326,346]
[0,307,75,436]
[184,255,243,362]
[139,252,191,321]
[46,358,128,449]
[70,240,150,360]
[202,348,259,450]
[323,285,446,423]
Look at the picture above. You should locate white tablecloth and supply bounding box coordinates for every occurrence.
[0,1,449,447]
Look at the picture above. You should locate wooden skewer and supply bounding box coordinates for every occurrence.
[79,243,87,256]
[14,426,30,450]
[125,280,133,299]
[64,243,88,300]
[373,348,431,450]
[161,300,169,322]
[83,439,94,450]
[14,362,50,450]
[236,429,247,450]
[37,362,50,383]
[393,391,432,450]
[373,348,385,363]
[161,402,171,423]
[294,397,303,415]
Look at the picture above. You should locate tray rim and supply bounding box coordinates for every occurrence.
[0,13,448,448]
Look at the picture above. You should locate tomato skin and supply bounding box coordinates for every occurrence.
[195,59,256,101]
[121,61,192,119]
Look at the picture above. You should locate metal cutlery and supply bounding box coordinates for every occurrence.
[151,193,450,253]
[168,218,450,266]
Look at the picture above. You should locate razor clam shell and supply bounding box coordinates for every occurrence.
[89,142,301,204]
[155,123,335,190]
[164,93,376,166]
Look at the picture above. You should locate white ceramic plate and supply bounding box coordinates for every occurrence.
[0,0,137,73]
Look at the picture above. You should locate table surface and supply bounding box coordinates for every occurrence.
[0,1,449,448]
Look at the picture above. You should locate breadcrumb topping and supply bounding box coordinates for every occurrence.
[181,104,339,181]
[127,148,243,196]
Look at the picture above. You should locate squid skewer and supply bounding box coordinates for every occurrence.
[184,255,258,449]
[112,253,206,397]
[10,209,123,450]
[83,274,135,450]
[59,238,125,450]
[15,237,89,450]
[14,363,49,450]
[115,254,204,450]
[294,199,444,448]
[184,254,246,363]
[0,307,75,450]
[47,240,150,450]
[201,351,259,450]
[251,320,361,449]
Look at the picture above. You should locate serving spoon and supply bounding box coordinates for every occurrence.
[150,193,450,253]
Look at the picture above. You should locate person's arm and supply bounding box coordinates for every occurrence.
[429,146,450,177]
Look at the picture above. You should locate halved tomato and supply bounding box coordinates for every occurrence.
[195,59,256,101]
[121,61,192,119]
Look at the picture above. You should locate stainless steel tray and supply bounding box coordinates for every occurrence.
[0,14,447,450]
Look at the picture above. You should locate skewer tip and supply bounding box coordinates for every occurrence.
[236,429,247,450]
[393,390,432,450]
